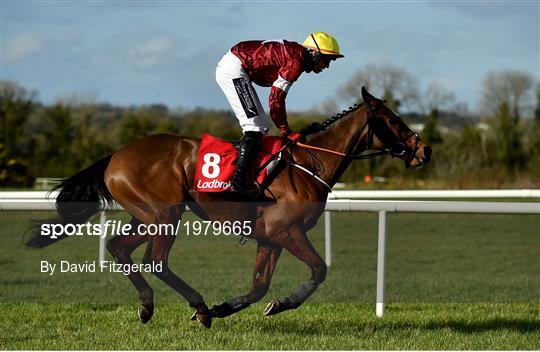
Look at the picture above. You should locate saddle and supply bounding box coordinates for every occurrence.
[194,133,284,193]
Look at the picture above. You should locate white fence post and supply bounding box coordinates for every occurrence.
[376,210,387,317]
[99,211,106,267]
[324,211,332,267]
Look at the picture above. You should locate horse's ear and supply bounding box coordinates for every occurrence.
[361,86,374,102]
[361,86,376,105]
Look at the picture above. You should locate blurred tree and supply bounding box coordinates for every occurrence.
[338,63,419,113]
[492,102,525,170]
[287,111,325,133]
[457,125,487,164]
[0,143,34,187]
[146,104,169,116]
[481,70,534,122]
[154,118,179,134]
[179,109,239,139]
[481,71,534,174]
[422,109,444,144]
[0,81,37,157]
[525,86,540,177]
[424,82,456,113]
[72,112,112,170]
[535,86,540,124]
[118,112,155,145]
[318,96,339,116]
[35,103,76,176]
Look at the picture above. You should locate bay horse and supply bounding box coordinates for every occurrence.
[27,87,431,328]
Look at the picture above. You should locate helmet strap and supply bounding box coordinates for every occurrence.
[310,34,323,65]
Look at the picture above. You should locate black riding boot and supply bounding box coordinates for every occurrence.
[230,131,262,196]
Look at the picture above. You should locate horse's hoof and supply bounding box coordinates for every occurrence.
[190,311,212,328]
[138,304,153,324]
[210,303,235,318]
[264,299,282,316]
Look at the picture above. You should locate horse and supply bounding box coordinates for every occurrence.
[27,87,431,328]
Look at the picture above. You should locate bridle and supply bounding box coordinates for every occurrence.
[364,100,424,167]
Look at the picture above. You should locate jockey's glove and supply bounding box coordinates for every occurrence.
[286,131,305,144]
[280,126,305,143]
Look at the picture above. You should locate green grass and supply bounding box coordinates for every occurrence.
[1,303,538,350]
[0,210,539,349]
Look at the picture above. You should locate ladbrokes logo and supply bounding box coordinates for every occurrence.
[196,179,231,189]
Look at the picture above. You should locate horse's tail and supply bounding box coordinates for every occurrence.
[26,155,114,249]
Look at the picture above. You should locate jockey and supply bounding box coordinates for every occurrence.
[216,32,344,196]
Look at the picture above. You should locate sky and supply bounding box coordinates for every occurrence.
[1,1,539,114]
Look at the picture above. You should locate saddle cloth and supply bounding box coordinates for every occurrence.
[194,133,284,192]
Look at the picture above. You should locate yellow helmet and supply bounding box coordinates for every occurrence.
[303,32,344,58]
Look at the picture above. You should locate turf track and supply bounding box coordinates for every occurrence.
[1,210,538,349]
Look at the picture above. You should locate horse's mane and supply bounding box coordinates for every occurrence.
[300,102,365,136]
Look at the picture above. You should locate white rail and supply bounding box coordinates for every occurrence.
[328,189,540,199]
[1,191,539,317]
[325,199,540,213]
[2,189,540,201]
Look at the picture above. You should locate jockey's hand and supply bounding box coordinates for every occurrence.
[285,131,305,144]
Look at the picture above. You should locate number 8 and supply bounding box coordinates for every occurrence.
[202,153,221,178]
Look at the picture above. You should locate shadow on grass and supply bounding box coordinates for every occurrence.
[256,317,540,336]
[424,318,540,333]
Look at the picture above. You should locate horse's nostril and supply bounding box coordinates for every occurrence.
[424,146,432,161]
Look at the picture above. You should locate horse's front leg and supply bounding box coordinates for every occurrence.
[264,224,327,316]
[210,241,282,318]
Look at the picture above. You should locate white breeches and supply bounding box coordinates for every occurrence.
[216,51,270,134]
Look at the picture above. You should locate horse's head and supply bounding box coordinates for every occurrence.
[361,87,431,168]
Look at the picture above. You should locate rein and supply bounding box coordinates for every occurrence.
[296,141,389,160]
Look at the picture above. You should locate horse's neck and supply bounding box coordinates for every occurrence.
[303,107,368,187]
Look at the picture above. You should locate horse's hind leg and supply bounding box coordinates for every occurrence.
[106,217,154,323]
[264,225,327,316]
[210,241,282,318]
[143,204,213,328]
